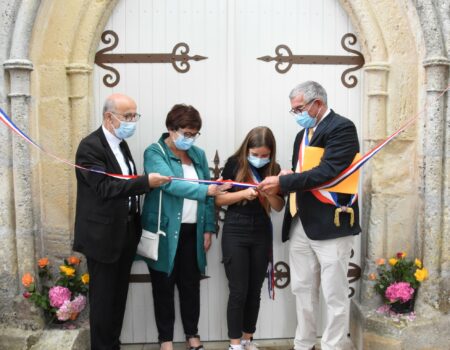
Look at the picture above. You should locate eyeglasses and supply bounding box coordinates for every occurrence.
[289,99,315,116]
[176,130,201,140]
[110,111,141,122]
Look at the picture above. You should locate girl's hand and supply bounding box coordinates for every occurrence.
[242,188,258,201]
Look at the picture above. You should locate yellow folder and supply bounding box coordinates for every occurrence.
[303,146,360,194]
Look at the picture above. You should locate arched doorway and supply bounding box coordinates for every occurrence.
[93,0,363,343]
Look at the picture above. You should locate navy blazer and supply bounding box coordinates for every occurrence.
[73,127,151,263]
[279,110,361,242]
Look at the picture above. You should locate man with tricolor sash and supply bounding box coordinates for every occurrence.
[258,81,361,350]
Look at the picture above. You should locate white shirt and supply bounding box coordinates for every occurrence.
[312,107,331,132]
[102,125,135,175]
[102,125,137,211]
[181,163,199,223]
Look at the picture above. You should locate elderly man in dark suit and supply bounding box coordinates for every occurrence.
[258,81,361,350]
[74,93,170,350]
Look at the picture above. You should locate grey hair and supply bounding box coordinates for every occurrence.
[289,81,328,105]
[102,98,116,115]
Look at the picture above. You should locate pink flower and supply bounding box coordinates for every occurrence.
[71,295,86,313]
[56,300,73,321]
[385,282,414,303]
[48,286,71,308]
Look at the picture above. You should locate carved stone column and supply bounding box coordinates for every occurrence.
[419,56,449,312]
[66,63,93,225]
[359,62,390,309]
[3,59,36,284]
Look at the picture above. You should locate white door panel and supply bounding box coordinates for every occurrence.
[93,0,362,343]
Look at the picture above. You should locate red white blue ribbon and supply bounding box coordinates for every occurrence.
[0,107,258,186]
[312,117,417,192]
[0,107,135,180]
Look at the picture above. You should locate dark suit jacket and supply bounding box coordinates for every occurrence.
[73,127,151,263]
[280,110,361,242]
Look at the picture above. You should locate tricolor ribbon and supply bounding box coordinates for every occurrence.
[0,107,136,180]
[249,166,275,299]
[170,177,256,188]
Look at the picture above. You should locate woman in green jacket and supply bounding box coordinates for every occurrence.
[138,104,229,350]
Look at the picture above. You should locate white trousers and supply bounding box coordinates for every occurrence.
[289,218,354,350]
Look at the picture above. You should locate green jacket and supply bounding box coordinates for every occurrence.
[137,133,216,274]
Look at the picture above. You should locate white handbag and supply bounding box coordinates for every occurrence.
[137,142,167,260]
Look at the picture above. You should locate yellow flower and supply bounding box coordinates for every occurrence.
[415,258,422,268]
[376,258,386,265]
[368,273,377,281]
[37,257,49,268]
[415,268,428,282]
[60,265,76,277]
[389,258,398,266]
[81,273,90,285]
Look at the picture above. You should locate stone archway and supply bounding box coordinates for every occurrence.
[2,0,449,348]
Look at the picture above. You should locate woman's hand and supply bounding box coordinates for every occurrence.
[148,173,171,188]
[204,232,212,252]
[207,178,232,196]
[242,188,258,201]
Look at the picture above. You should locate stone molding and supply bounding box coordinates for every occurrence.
[3,58,34,71]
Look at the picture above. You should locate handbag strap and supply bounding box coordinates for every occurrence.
[155,142,166,232]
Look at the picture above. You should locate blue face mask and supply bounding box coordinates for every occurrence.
[114,120,137,139]
[294,111,317,129]
[247,155,270,168]
[174,133,195,150]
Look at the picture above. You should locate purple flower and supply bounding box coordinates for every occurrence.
[385,282,414,303]
[48,286,72,308]
[71,295,86,313]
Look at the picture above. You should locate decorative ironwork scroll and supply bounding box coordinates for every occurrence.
[347,249,362,297]
[95,30,208,87]
[209,150,226,235]
[273,261,290,289]
[257,33,365,88]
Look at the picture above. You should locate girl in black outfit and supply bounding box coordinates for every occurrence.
[216,127,285,350]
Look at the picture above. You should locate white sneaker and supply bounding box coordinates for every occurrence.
[241,340,259,350]
[229,344,244,350]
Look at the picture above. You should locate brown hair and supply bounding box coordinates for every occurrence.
[165,104,202,131]
[232,126,279,183]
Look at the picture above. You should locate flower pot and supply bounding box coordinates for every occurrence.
[390,290,417,314]
[69,312,79,321]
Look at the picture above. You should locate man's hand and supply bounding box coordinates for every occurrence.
[204,232,212,252]
[279,169,294,176]
[148,173,171,188]
[257,175,280,195]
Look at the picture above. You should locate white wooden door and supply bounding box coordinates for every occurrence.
[93,0,363,343]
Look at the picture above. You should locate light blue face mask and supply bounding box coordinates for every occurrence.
[174,133,195,150]
[294,111,317,129]
[114,120,137,139]
[247,155,270,168]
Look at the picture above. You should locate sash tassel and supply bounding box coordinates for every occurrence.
[334,206,354,227]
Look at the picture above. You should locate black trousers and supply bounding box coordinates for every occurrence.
[222,210,271,339]
[149,223,200,342]
[87,215,139,350]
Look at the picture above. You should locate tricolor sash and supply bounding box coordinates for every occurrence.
[296,128,358,226]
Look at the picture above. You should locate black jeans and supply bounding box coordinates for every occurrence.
[149,223,200,342]
[222,210,272,339]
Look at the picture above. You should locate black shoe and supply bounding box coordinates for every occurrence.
[186,334,205,350]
